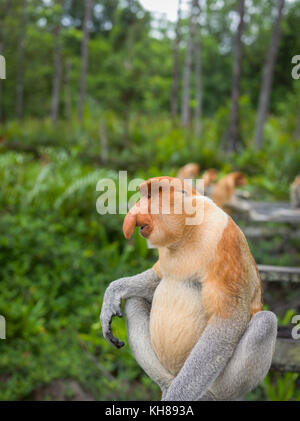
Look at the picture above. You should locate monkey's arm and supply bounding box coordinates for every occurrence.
[125,297,174,394]
[163,311,249,401]
[100,267,160,348]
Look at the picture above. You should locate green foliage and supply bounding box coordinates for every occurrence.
[262,373,300,401]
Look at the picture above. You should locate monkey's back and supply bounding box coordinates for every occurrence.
[149,277,208,376]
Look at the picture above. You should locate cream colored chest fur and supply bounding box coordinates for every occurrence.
[149,277,208,376]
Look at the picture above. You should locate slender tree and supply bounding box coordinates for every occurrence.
[64,58,72,121]
[16,0,27,121]
[225,0,246,152]
[181,0,197,127]
[100,117,108,164]
[193,0,202,137]
[78,0,94,120]
[0,0,11,123]
[171,0,182,120]
[51,0,64,124]
[294,100,300,140]
[254,0,285,149]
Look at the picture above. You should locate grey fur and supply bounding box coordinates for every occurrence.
[185,276,202,291]
[207,311,277,400]
[100,269,277,400]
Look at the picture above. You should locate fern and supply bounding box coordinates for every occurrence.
[54,169,117,209]
[26,164,53,204]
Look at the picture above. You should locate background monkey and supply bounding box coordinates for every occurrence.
[177,163,201,180]
[202,168,218,197]
[100,176,277,401]
[290,175,300,208]
[212,171,248,212]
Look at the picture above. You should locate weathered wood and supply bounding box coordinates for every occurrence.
[271,337,300,373]
[229,199,300,223]
[243,226,300,239]
[258,264,300,283]
[249,201,300,223]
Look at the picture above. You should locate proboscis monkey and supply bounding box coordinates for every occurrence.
[100,177,277,401]
[290,175,300,208]
[177,163,200,180]
[202,168,218,197]
[212,171,247,212]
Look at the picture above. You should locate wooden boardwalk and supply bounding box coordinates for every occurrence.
[230,200,300,224]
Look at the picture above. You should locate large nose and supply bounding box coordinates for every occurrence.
[123,201,140,240]
[123,197,151,240]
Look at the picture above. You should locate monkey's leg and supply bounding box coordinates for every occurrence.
[125,297,174,395]
[205,311,277,401]
[163,307,250,401]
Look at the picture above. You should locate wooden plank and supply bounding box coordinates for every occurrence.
[249,201,300,223]
[243,226,300,239]
[229,200,300,223]
[258,264,300,283]
[271,337,300,373]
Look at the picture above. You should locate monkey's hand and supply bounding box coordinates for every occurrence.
[100,268,161,349]
[100,283,124,349]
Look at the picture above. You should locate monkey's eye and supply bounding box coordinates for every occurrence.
[182,190,188,196]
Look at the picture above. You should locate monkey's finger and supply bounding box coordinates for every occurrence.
[106,329,125,349]
[105,322,125,349]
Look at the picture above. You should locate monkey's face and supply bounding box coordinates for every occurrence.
[123,177,198,247]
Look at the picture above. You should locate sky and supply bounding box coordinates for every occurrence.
[139,0,190,22]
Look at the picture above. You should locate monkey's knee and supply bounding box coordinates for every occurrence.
[245,311,277,350]
[210,311,277,400]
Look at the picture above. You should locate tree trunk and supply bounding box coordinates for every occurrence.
[225,0,246,152]
[293,100,300,139]
[64,58,72,121]
[100,118,108,164]
[254,0,285,149]
[0,0,10,123]
[181,0,197,127]
[51,0,64,124]
[16,0,26,121]
[171,0,182,120]
[193,0,202,137]
[78,0,94,120]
